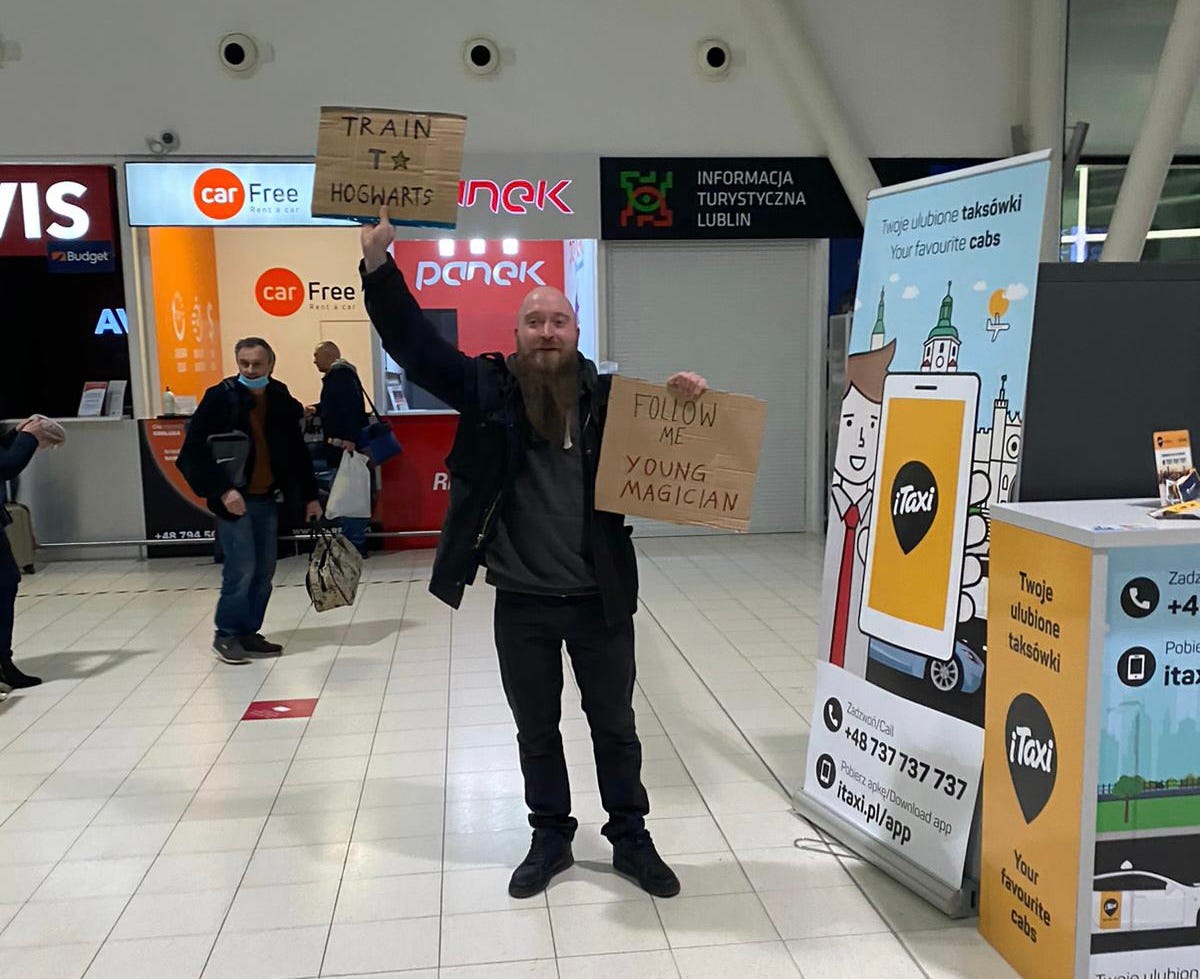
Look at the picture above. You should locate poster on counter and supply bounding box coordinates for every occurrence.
[1089,546,1200,977]
[137,420,215,555]
[980,522,1095,979]
[800,152,1051,895]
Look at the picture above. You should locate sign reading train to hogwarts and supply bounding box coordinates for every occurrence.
[599,157,862,240]
[312,106,467,228]
[595,376,766,531]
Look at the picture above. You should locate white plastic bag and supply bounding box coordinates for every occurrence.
[325,451,372,519]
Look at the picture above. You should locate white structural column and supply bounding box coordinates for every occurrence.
[745,0,879,222]
[1101,0,1200,261]
[1028,0,1068,261]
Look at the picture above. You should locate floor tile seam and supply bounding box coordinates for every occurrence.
[185,583,379,979]
[634,586,842,953]
[638,564,934,979]
[0,647,246,975]
[317,580,419,979]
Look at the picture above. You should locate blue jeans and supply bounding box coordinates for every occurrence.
[214,496,278,638]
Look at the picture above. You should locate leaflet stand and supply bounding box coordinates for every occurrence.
[981,499,1200,979]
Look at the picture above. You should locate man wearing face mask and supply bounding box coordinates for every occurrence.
[178,337,322,665]
[358,207,707,901]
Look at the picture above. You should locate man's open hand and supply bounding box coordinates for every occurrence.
[666,372,708,400]
[361,206,395,273]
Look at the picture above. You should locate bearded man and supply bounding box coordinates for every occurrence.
[359,208,705,900]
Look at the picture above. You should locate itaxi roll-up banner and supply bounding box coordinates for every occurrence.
[799,152,1051,908]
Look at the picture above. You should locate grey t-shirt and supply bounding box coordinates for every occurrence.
[484,418,598,595]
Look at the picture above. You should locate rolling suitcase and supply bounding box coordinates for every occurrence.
[4,502,35,574]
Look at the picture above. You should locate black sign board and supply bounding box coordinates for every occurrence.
[600,157,862,241]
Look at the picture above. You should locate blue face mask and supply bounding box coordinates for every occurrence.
[238,374,270,390]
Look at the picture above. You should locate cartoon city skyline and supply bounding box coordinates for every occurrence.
[866,281,1023,506]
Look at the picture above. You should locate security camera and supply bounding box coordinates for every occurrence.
[697,38,732,78]
[145,130,180,155]
[463,36,500,75]
[218,32,260,74]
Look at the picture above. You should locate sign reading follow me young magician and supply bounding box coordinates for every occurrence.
[798,152,1051,908]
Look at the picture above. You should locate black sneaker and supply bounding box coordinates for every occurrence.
[508,830,574,898]
[240,633,283,655]
[612,831,681,898]
[0,659,42,688]
[212,635,251,665]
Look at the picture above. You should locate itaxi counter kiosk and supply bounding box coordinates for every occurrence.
[123,156,600,550]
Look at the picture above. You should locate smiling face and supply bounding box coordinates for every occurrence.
[515,287,578,371]
[836,385,880,486]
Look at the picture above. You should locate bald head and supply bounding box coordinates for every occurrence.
[515,287,578,368]
[313,340,341,374]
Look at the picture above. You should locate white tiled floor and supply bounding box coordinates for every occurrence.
[0,535,1017,978]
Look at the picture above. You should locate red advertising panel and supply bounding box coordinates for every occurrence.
[388,239,565,355]
[0,165,116,257]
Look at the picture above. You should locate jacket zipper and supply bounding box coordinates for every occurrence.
[474,493,501,551]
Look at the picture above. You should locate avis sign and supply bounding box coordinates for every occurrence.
[0,165,116,258]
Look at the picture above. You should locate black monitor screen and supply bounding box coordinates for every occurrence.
[1019,262,1200,502]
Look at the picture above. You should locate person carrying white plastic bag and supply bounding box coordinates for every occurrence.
[324,449,372,519]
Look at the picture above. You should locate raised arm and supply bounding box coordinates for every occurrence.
[360,207,475,412]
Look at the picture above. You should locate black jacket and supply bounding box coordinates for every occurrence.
[0,429,37,528]
[176,377,318,521]
[317,362,369,463]
[361,255,638,625]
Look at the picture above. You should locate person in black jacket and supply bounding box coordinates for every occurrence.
[177,338,321,665]
[307,341,370,557]
[0,416,65,689]
[359,207,707,900]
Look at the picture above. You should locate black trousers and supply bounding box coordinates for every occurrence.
[493,590,649,842]
[0,532,19,660]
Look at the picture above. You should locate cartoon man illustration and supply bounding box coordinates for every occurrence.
[823,340,896,675]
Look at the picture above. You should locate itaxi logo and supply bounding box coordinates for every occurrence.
[890,460,938,554]
[193,168,246,221]
[618,170,674,229]
[1005,693,1057,824]
[254,267,358,317]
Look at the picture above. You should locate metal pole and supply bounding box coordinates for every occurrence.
[36,530,441,550]
[1029,0,1068,262]
[745,0,880,222]
[1101,0,1200,261]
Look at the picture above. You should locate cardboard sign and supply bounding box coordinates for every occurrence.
[312,106,467,228]
[595,376,766,532]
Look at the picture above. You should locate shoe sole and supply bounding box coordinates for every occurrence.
[213,650,251,665]
[508,851,574,899]
[612,856,682,898]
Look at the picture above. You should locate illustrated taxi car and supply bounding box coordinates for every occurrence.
[1093,861,1200,933]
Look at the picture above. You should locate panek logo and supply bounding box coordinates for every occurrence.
[457,179,573,215]
[414,259,546,291]
[0,180,91,241]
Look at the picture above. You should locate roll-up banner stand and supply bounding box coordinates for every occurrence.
[795,151,1051,917]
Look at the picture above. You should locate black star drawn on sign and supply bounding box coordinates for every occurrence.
[391,151,411,170]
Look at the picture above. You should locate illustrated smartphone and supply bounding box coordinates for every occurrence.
[858,372,980,662]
